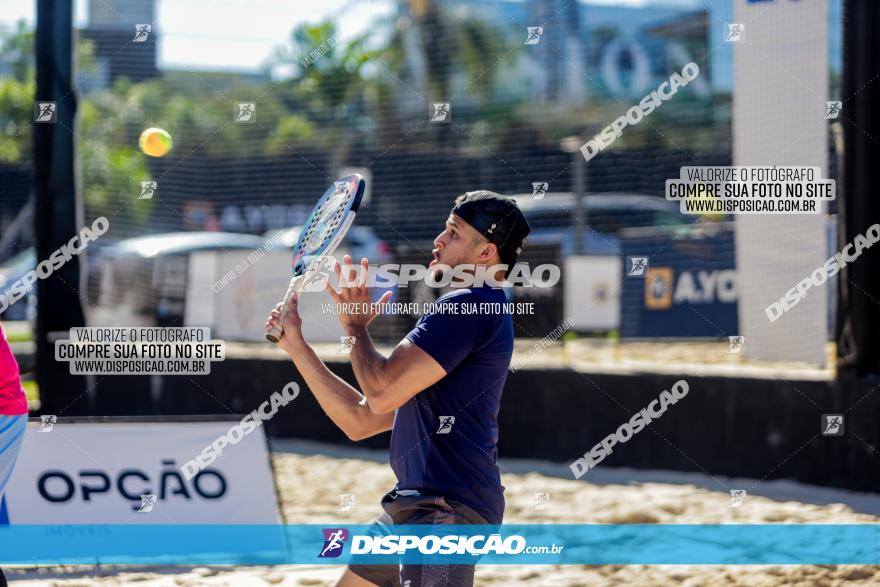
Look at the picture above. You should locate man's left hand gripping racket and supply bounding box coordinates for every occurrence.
[265,174,366,343]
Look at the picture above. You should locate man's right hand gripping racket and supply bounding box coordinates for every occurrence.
[265,174,365,343]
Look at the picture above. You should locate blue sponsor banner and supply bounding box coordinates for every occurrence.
[1,524,876,565]
[620,229,738,337]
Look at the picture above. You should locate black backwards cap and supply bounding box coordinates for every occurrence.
[451,190,531,267]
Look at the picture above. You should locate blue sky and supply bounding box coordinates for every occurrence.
[0,0,395,72]
[0,0,713,72]
[0,0,838,88]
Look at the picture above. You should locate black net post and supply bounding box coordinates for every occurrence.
[33,0,88,413]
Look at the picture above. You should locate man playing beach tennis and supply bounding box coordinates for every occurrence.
[0,323,29,587]
[266,191,530,587]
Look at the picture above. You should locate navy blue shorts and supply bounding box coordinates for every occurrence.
[348,490,492,587]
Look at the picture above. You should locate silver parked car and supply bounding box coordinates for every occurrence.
[91,232,268,327]
[510,192,700,256]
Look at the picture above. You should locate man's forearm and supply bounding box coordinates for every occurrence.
[343,325,392,404]
[283,335,385,439]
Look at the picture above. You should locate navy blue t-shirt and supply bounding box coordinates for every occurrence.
[391,285,513,524]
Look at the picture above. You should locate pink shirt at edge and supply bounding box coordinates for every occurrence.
[0,323,28,415]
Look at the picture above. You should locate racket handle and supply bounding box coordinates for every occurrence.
[266,276,301,343]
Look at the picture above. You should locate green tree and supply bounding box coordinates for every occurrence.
[0,21,153,229]
[270,21,375,169]
[370,2,518,150]
[386,3,512,103]
[0,21,36,163]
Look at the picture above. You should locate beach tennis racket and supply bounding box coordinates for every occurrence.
[265,174,366,342]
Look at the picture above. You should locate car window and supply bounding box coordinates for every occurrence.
[2,249,34,270]
[653,209,693,226]
[524,209,573,230]
[585,208,654,233]
[524,202,682,233]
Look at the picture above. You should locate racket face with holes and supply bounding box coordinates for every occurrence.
[291,174,365,275]
[265,174,364,342]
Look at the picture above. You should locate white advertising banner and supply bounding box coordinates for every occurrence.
[5,420,281,524]
[733,0,830,364]
[564,256,621,331]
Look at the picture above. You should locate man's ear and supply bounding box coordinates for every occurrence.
[480,243,497,259]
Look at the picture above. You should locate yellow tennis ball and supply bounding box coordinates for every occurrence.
[139,127,173,157]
